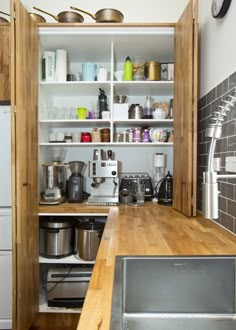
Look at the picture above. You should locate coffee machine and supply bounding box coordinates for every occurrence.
[67,161,85,203]
[88,150,120,205]
[40,162,67,204]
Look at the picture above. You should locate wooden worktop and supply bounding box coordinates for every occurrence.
[39,202,236,329]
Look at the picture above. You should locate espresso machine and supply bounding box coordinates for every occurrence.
[40,162,67,205]
[87,150,120,205]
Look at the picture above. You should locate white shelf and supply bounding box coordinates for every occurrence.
[39,119,110,128]
[39,302,82,314]
[39,142,173,147]
[113,81,174,96]
[39,80,174,97]
[39,255,94,264]
[40,81,111,96]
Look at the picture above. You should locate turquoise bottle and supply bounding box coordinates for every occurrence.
[123,56,133,81]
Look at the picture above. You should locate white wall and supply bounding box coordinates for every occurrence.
[199,0,236,97]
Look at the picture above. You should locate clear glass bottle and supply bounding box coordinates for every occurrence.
[144,95,153,119]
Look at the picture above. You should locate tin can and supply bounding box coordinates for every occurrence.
[144,61,161,81]
[133,128,142,142]
[128,129,133,142]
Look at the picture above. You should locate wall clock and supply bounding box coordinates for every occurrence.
[211,0,232,18]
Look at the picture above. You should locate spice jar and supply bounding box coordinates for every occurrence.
[64,132,72,143]
[91,128,101,142]
[100,128,110,142]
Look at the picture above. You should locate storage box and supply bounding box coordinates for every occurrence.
[113,103,129,120]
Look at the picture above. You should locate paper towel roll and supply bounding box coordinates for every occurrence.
[55,49,67,82]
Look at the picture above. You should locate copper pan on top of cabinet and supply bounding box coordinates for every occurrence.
[33,6,84,23]
[29,13,46,23]
[70,6,124,23]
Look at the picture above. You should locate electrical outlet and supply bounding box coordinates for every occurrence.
[225,157,236,172]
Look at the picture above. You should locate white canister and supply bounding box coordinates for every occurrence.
[97,67,108,81]
[82,63,97,81]
[153,108,166,119]
[42,51,55,81]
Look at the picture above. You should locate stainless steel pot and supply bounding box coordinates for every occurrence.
[74,220,104,261]
[40,218,75,258]
[70,6,123,23]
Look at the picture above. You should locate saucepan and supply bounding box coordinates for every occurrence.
[29,13,46,23]
[33,6,84,23]
[0,10,45,23]
[70,6,124,23]
[0,11,10,22]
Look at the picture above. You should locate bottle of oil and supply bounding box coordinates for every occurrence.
[98,88,107,119]
[124,56,133,81]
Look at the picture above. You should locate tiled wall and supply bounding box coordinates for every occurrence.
[198,72,236,234]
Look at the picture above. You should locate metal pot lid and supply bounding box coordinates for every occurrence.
[40,218,75,229]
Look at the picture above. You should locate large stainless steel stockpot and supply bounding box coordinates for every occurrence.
[74,220,104,261]
[40,217,75,258]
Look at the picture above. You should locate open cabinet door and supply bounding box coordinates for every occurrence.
[11,0,39,329]
[173,0,198,217]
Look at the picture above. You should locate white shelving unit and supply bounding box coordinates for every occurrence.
[37,25,175,314]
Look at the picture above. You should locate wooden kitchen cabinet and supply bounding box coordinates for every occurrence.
[11,0,198,329]
[0,22,10,101]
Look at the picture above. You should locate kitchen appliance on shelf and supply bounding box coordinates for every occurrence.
[39,217,76,258]
[87,149,120,205]
[46,266,93,308]
[153,153,167,193]
[120,173,154,201]
[0,105,12,329]
[157,171,173,206]
[40,162,67,205]
[74,219,105,261]
[67,161,85,203]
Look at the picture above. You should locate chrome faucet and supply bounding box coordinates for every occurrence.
[202,92,236,219]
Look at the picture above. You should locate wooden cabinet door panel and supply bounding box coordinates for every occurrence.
[11,0,39,329]
[173,0,198,216]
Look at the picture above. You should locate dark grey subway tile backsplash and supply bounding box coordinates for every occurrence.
[198,73,236,234]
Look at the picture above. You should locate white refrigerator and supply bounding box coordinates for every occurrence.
[0,105,12,329]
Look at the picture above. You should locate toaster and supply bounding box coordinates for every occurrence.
[120,173,154,200]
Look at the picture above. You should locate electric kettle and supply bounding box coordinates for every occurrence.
[157,171,173,205]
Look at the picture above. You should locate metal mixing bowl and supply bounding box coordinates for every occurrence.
[113,95,128,103]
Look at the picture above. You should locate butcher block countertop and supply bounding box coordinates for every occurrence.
[38,202,236,329]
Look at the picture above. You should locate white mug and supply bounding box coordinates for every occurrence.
[56,131,64,142]
[72,132,81,143]
[97,67,108,81]
[102,111,110,120]
[114,70,124,81]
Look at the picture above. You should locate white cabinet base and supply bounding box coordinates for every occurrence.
[0,252,12,328]
[0,319,12,329]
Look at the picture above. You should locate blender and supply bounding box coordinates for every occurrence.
[40,163,67,204]
[67,161,85,203]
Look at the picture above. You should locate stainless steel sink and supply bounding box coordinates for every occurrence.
[110,256,236,330]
